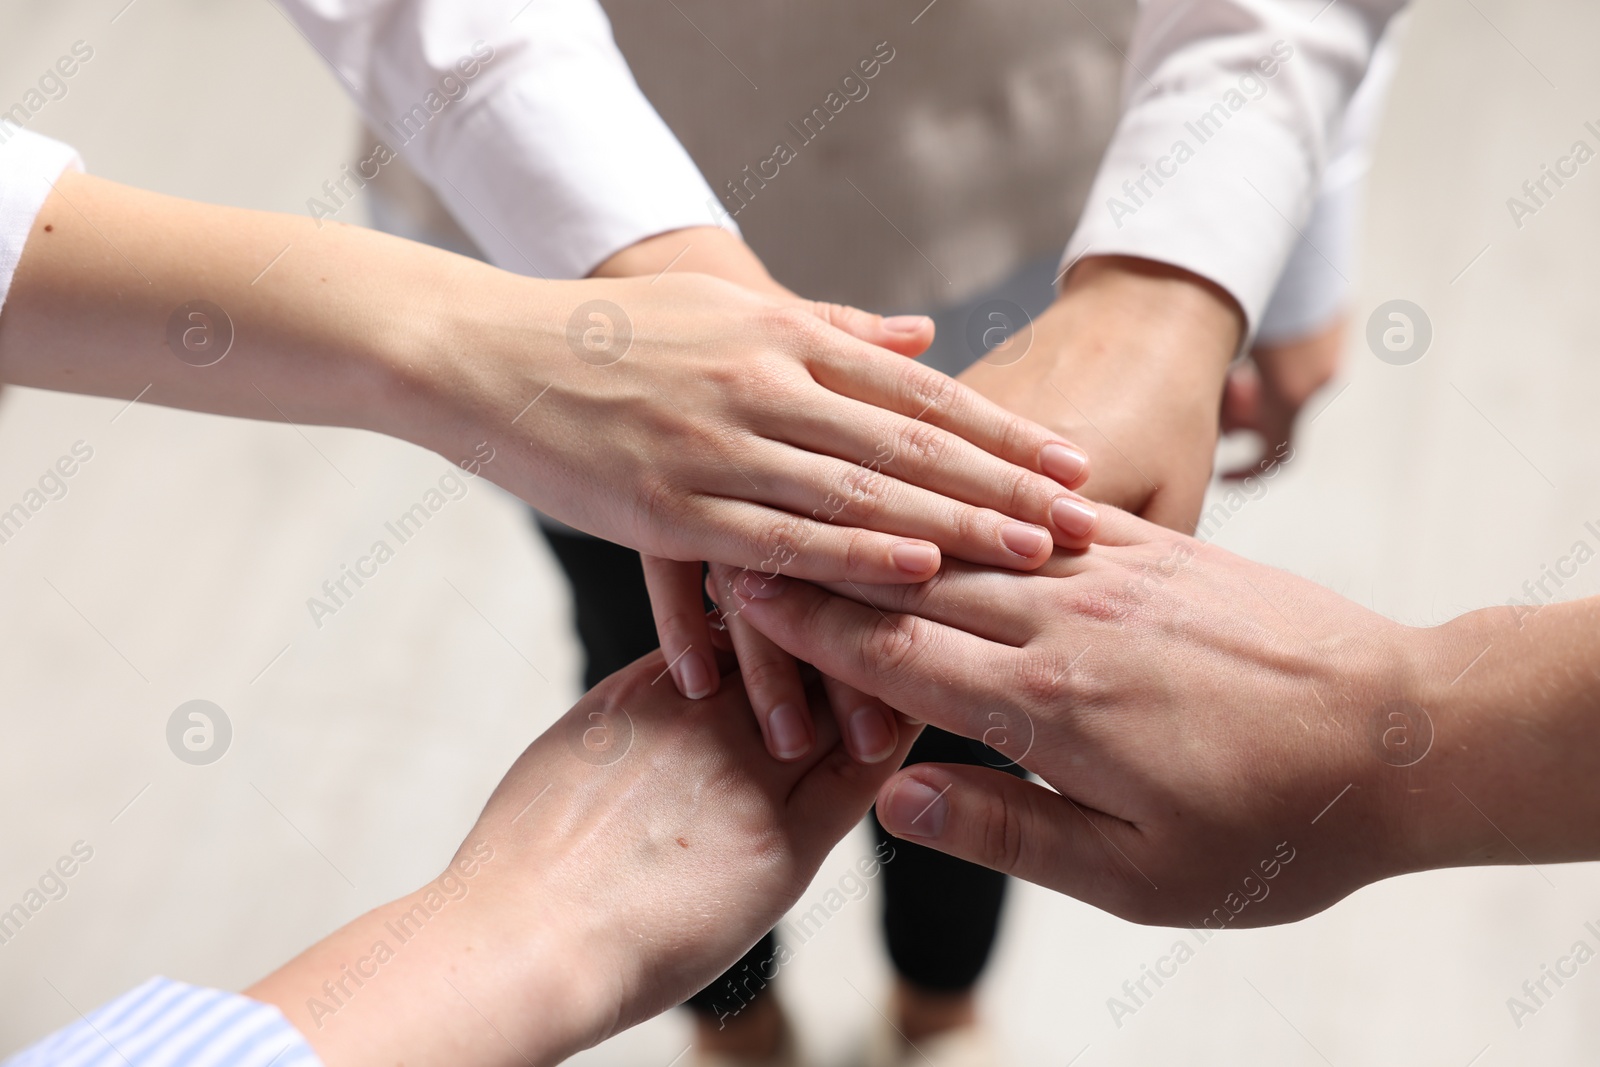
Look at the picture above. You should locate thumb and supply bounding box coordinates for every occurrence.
[802,300,935,358]
[874,764,1135,902]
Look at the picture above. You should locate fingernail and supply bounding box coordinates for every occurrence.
[1040,442,1089,486]
[883,314,931,334]
[890,541,939,576]
[882,777,948,838]
[676,653,714,700]
[847,706,896,764]
[767,703,812,760]
[1051,496,1098,539]
[1001,522,1050,559]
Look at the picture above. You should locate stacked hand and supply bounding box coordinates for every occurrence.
[715,508,1600,926]
[5,179,1097,773]
[578,228,1097,763]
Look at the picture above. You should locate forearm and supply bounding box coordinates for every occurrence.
[590,225,788,297]
[1406,599,1600,869]
[0,171,529,461]
[248,872,601,1067]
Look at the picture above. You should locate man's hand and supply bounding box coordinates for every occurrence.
[249,651,920,1066]
[713,514,1600,929]
[959,256,1244,532]
[1221,315,1346,478]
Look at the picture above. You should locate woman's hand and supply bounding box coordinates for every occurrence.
[2,177,1093,733]
[409,268,1095,731]
[415,269,1095,576]
[595,225,1001,752]
[708,509,1504,929]
[248,649,919,1066]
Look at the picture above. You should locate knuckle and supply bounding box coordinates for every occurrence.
[892,421,946,470]
[948,501,995,554]
[765,303,827,349]
[739,654,794,699]
[864,612,928,679]
[808,301,854,332]
[1014,653,1070,709]
[838,525,882,577]
[990,408,1033,460]
[834,465,886,521]
[1002,465,1039,518]
[752,517,805,574]
[653,604,704,645]
[638,475,686,532]
[979,790,1030,876]
[738,360,798,409]
[898,361,955,415]
[1074,583,1138,626]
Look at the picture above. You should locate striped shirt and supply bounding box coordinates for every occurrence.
[3,978,321,1067]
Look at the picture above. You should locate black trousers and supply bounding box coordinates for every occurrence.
[539,526,1025,1019]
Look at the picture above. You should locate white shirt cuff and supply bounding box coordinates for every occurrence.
[422,70,732,280]
[1063,94,1314,336]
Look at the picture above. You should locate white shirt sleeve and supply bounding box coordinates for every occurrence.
[1064,0,1409,335]
[1256,24,1401,343]
[0,127,82,318]
[278,0,731,280]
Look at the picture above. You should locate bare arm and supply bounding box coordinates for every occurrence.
[1,171,1097,599]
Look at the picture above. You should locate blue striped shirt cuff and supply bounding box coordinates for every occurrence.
[3,977,322,1067]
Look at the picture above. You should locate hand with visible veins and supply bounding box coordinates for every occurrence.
[713,508,1600,928]
[248,649,920,1066]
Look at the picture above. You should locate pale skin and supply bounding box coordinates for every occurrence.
[593,226,1249,1055]
[714,510,1600,925]
[0,173,1099,717]
[0,173,1093,1062]
[247,649,921,1066]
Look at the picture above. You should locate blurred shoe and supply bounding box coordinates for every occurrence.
[689,1015,802,1067]
[856,1016,1001,1067]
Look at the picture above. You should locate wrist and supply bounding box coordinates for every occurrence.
[1056,255,1244,384]
[366,257,566,469]
[1348,616,1466,879]
[1398,601,1600,874]
[250,850,613,1067]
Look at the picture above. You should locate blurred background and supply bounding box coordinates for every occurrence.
[3,0,1600,1063]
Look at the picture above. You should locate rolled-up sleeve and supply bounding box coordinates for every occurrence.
[1064,0,1408,335]
[0,127,81,318]
[2,977,321,1067]
[279,0,731,280]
